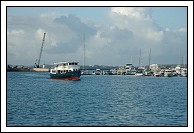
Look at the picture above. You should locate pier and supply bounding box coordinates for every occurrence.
[7,65,49,72]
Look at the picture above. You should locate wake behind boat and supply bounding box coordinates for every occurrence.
[50,61,81,80]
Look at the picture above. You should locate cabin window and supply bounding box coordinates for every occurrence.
[52,70,56,73]
[69,63,72,65]
[75,63,77,65]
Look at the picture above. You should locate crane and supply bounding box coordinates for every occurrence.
[35,32,46,68]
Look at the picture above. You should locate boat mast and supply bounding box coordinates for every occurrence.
[179,48,182,66]
[131,56,133,64]
[83,33,85,70]
[149,48,151,66]
[139,48,141,67]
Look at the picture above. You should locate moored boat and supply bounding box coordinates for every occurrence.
[50,61,81,80]
[92,69,101,75]
[164,69,173,77]
[135,66,145,76]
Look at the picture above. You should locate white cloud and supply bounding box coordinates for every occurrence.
[7,29,25,36]
[111,7,152,21]
[145,29,164,42]
[110,7,164,43]
[35,28,46,41]
[7,7,187,66]
[164,28,170,32]
[108,7,186,65]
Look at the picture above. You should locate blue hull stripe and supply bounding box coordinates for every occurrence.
[50,71,81,79]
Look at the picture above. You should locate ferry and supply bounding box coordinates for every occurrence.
[50,61,81,80]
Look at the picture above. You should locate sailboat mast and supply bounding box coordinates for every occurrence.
[179,49,182,66]
[149,48,151,66]
[83,33,85,70]
[131,56,133,64]
[139,48,141,66]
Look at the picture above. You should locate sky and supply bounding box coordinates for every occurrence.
[7,6,188,66]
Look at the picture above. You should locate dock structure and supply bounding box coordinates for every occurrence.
[32,68,49,72]
[7,64,187,77]
[7,65,49,72]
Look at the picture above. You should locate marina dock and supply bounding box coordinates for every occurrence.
[7,64,187,77]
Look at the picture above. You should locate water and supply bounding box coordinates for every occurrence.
[7,72,187,126]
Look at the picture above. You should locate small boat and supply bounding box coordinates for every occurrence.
[81,69,91,75]
[164,69,173,77]
[154,72,161,77]
[92,69,101,75]
[135,66,145,76]
[50,61,81,80]
[144,70,153,76]
[180,68,187,77]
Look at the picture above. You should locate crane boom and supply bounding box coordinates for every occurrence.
[36,33,46,68]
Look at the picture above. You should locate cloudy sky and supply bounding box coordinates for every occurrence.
[7,6,187,66]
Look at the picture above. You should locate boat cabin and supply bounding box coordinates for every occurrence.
[50,62,80,74]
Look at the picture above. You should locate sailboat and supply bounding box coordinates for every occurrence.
[144,48,153,76]
[81,33,90,75]
[135,48,145,76]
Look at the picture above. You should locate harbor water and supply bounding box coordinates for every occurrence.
[7,72,187,126]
